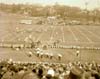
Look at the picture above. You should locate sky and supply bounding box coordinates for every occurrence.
[0,0,100,10]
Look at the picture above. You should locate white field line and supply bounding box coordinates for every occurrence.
[22,25,44,41]
[61,26,65,42]
[0,32,14,40]
[2,31,22,41]
[1,25,22,41]
[36,25,50,41]
[0,30,10,37]
[4,25,42,41]
[74,26,93,43]
[0,24,18,40]
[80,26,100,40]
[67,26,78,42]
[49,26,56,42]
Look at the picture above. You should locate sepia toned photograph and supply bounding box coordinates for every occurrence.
[0,0,100,79]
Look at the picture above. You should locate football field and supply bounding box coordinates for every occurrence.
[0,13,100,63]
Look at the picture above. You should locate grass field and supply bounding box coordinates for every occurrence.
[0,48,100,64]
[0,12,100,64]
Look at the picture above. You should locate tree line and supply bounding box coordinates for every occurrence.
[0,3,100,23]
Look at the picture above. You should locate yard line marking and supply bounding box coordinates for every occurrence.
[6,24,42,42]
[61,26,65,42]
[49,26,56,42]
[36,25,50,41]
[21,25,43,41]
[80,26,100,40]
[67,25,78,42]
[74,26,93,43]
[25,25,44,40]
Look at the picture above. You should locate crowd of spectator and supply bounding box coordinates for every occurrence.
[0,59,100,79]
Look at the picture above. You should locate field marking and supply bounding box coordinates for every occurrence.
[1,24,42,42]
[36,25,50,41]
[80,26,100,40]
[0,23,18,41]
[49,26,56,42]
[1,22,20,41]
[0,30,19,41]
[66,26,78,42]
[16,25,44,41]
[24,25,44,40]
[74,26,93,43]
[61,26,65,42]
